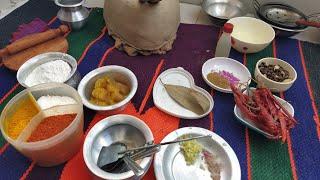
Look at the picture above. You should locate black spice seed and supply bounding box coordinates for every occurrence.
[258,63,290,82]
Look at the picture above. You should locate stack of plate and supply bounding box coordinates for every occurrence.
[253,2,309,37]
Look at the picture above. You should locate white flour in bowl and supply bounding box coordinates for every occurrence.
[24,60,71,87]
[37,95,77,110]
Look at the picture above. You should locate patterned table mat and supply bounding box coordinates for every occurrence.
[0,8,320,180]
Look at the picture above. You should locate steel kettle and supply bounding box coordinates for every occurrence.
[55,0,89,30]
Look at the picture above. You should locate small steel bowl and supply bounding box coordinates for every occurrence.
[17,52,81,89]
[83,114,154,179]
[202,0,247,27]
[77,65,138,114]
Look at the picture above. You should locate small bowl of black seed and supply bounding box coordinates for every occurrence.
[255,57,297,92]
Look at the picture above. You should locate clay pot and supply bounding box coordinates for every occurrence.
[104,0,180,56]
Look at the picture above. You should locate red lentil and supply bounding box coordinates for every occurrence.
[27,114,76,142]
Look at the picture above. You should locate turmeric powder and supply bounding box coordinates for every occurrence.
[5,94,39,139]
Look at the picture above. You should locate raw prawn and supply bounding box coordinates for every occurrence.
[231,84,297,143]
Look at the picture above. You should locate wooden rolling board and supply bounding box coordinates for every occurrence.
[3,37,68,71]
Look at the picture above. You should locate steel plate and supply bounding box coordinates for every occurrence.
[257,3,308,29]
[154,127,241,180]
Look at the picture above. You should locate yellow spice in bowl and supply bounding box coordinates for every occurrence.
[90,76,130,106]
[5,94,40,139]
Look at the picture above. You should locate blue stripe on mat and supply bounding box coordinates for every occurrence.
[0,146,31,179]
[0,68,17,98]
[213,49,247,180]
[26,164,65,180]
[77,32,114,76]
[48,19,61,29]
[275,38,320,179]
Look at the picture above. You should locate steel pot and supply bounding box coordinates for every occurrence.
[55,0,90,30]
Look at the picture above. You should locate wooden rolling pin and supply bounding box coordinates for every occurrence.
[0,25,69,58]
[3,37,68,71]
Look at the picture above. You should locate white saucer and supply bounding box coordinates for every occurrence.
[153,67,214,119]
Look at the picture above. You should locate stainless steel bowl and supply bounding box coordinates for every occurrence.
[202,0,247,27]
[55,0,89,30]
[77,65,138,114]
[16,52,81,89]
[83,114,154,180]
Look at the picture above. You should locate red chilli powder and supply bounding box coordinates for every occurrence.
[27,114,76,142]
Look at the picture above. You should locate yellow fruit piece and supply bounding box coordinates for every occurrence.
[94,78,107,88]
[90,75,130,106]
[92,88,109,100]
[116,82,130,95]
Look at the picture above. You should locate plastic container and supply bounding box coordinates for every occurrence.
[214,23,233,57]
[0,83,83,167]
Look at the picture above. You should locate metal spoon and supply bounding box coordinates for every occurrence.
[131,146,160,160]
[123,154,144,176]
[97,142,157,169]
[114,146,160,173]
[119,135,211,155]
[98,135,210,168]
[97,143,126,168]
[98,144,159,169]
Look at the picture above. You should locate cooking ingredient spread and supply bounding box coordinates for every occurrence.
[90,75,130,106]
[37,95,77,110]
[27,113,76,142]
[25,60,71,87]
[203,150,221,180]
[179,136,221,179]
[180,136,203,165]
[207,70,240,89]
[5,94,40,139]
[162,81,210,115]
[231,84,297,142]
[258,62,290,82]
